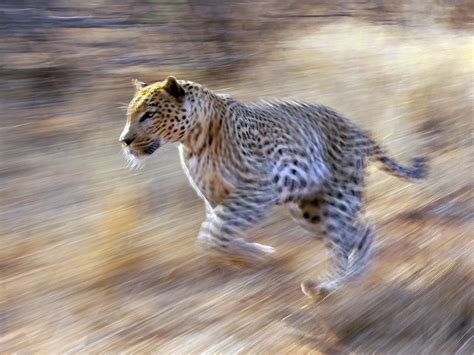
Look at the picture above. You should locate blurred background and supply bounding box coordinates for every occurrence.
[1,0,473,353]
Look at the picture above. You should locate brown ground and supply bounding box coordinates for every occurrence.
[1,2,473,353]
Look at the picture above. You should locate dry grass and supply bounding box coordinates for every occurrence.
[1,16,473,354]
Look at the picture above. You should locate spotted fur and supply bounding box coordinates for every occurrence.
[120,76,428,298]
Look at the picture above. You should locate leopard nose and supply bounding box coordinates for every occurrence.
[120,136,135,146]
[123,137,135,145]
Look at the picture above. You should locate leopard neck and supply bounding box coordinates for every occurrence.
[179,85,233,155]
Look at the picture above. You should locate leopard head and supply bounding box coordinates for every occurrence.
[119,76,190,167]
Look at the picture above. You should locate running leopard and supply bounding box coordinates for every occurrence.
[119,76,428,298]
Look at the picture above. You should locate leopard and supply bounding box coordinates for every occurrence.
[119,76,428,298]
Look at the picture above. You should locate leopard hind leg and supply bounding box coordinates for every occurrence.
[299,179,375,298]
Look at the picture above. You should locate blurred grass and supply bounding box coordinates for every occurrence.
[1,1,473,353]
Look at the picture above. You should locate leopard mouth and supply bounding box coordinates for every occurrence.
[122,140,161,169]
[142,140,161,155]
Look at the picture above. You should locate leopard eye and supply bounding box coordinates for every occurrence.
[139,112,153,123]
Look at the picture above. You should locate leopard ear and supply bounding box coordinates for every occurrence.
[132,79,147,92]
[163,76,185,100]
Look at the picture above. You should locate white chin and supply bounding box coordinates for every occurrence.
[122,147,147,169]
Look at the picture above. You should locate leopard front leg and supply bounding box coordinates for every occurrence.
[197,181,277,264]
[178,144,215,214]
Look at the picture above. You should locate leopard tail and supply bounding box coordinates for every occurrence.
[365,136,428,182]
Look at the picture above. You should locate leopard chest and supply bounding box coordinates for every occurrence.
[180,147,235,207]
